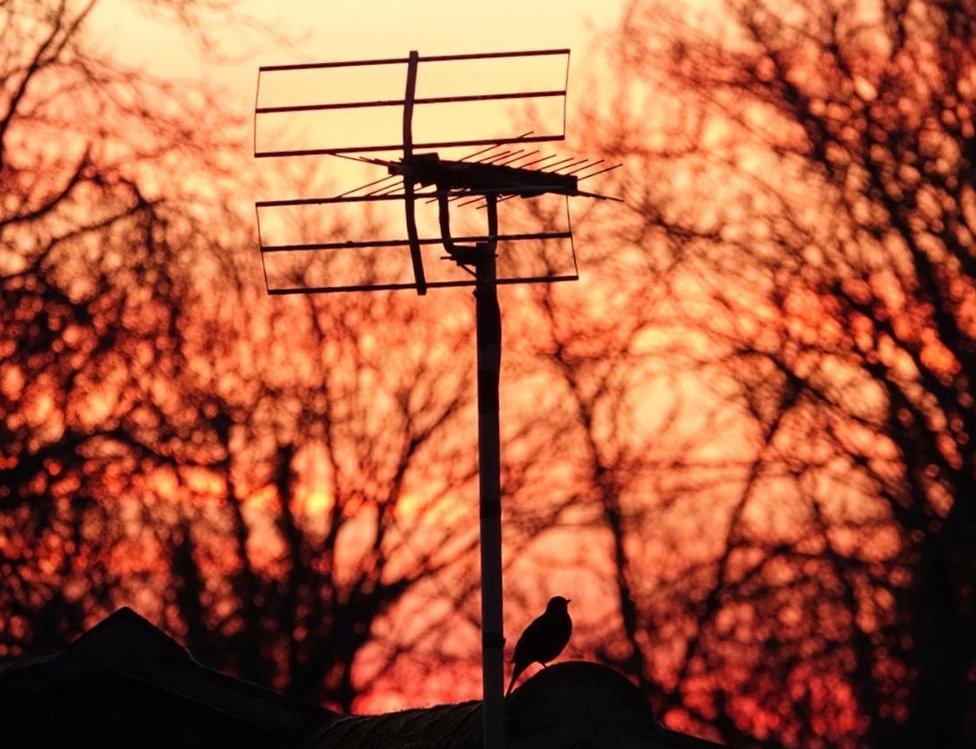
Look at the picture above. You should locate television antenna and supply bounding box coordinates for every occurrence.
[253,48,619,748]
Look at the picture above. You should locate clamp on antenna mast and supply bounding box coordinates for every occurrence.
[436,184,498,276]
[402,50,428,295]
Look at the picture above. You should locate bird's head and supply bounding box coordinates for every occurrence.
[547,596,571,612]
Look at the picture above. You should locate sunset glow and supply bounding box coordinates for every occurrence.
[4,1,976,746]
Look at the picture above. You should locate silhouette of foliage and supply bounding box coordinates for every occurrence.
[0,0,225,654]
[0,0,487,711]
[565,0,976,745]
[13,2,976,742]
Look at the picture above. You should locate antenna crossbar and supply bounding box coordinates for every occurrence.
[257,47,570,73]
[254,134,560,159]
[256,89,565,115]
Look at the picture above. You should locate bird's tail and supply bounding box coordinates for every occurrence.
[505,666,521,697]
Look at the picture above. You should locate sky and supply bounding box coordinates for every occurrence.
[88,0,632,240]
[91,0,629,118]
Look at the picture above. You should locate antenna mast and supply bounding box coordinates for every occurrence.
[254,48,619,749]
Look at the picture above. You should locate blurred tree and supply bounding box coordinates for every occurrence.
[24,0,976,739]
[576,0,976,745]
[0,0,228,655]
[150,288,484,709]
[0,0,489,712]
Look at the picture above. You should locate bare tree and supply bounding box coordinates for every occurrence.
[565,0,976,745]
[0,0,232,655]
[0,0,489,712]
[146,286,486,709]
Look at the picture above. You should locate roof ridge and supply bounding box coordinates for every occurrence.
[65,607,190,664]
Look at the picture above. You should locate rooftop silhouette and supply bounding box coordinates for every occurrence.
[0,608,721,748]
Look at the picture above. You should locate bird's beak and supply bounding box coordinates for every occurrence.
[567,599,572,604]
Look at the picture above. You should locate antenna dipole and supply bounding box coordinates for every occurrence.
[401,50,427,295]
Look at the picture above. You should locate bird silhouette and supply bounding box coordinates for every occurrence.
[506,596,572,696]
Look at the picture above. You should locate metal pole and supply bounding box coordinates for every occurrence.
[476,194,504,749]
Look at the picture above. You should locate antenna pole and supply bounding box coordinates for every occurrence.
[476,193,504,749]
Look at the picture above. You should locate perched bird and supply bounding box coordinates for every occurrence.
[506,596,572,696]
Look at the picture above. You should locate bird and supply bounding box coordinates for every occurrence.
[506,596,572,696]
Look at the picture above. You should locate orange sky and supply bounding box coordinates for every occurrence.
[89,0,631,274]
[90,0,628,117]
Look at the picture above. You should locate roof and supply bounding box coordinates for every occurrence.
[0,609,723,748]
[307,661,723,748]
[0,607,332,744]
